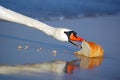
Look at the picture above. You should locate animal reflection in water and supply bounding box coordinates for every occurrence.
[0,56,103,75]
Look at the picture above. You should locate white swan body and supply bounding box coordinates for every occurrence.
[0,6,84,47]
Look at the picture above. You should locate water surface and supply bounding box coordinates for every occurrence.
[0,14,120,80]
[0,0,120,20]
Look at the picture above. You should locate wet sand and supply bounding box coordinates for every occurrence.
[0,14,120,80]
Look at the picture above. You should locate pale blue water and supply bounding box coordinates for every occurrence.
[0,1,120,80]
[0,15,120,80]
[0,0,120,20]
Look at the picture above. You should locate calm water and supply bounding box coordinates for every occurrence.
[0,14,120,80]
[0,0,120,79]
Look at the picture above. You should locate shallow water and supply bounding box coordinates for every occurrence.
[0,15,120,80]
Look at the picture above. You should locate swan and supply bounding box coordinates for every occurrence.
[0,6,85,48]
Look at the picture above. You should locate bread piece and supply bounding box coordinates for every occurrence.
[75,41,104,57]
